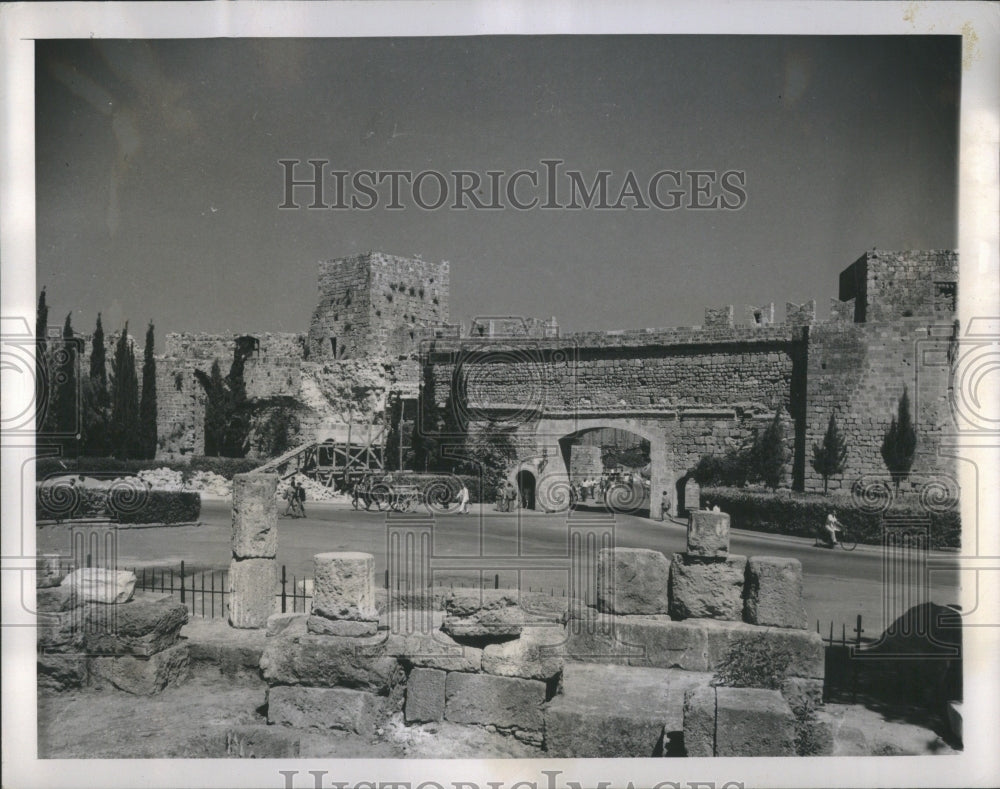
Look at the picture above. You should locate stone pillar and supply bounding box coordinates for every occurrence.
[648,444,671,521]
[228,473,279,629]
[683,478,701,515]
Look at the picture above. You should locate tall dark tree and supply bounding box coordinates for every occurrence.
[197,360,228,457]
[82,313,111,456]
[139,321,158,459]
[36,287,49,357]
[55,313,79,456]
[411,361,441,472]
[750,407,788,490]
[90,313,107,387]
[881,387,917,492]
[35,288,49,431]
[109,324,140,459]
[811,413,849,494]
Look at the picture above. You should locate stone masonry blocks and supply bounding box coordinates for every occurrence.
[687,510,730,557]
[312,552,377,622]
[682,685,716,757]
[744,556,808,629]
[683,685,797,757]
[714,687,796,756]
[597,548,671,615]
[267,685,385,736]
[231,473,278,559]
[669,553,746,621]
[89,641,190,695]
[228,558,277,629]
[405,667,447,723]
[444,672,547,732]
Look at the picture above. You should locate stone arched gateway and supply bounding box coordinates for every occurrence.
[519,415,676,519]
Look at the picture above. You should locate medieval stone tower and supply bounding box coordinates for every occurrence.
[307,251,450,361]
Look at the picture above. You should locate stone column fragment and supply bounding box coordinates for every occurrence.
[312,552,377,621]
[228,558,277,629]
[687,510,730,557]
[231,473,279,559]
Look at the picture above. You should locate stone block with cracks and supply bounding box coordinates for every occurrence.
[714,687,796,756]
[444,672,546,732]
[267,685,386,736]
[669,553,746,621]
[597,548,671,615]
[88,641,190,695]
[405,667,447,723]
[744,556,808,629]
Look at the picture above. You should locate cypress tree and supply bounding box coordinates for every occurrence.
[811,413,849,494]
[881,387,917,492]
[110,324,140,459]
[83,313,110,456]
[751,407,788,490]
[36,287,49,357]
[90,313,107,388]
[139,321,158,459]
[36,288,49,431]
[201,360,227,457]
[56,313,79,456]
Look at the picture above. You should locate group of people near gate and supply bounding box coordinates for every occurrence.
[495,480,519,511]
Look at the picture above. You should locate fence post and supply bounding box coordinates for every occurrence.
[180,561,186,605]
[281,565,287,614]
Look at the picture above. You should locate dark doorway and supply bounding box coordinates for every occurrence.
[516,470,536,510]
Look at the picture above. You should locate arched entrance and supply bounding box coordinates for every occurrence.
[532,416,674,520]
[516,469,536,510]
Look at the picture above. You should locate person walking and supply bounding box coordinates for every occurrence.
[282,479,299,518]
[660,490,671,521]
[295,478,307,518]
[457,483,471,515]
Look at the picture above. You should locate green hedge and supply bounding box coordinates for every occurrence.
[115,491,201,524]
[699,487,960,549]
[37,485,200,524]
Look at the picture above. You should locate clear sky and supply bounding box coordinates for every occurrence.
[35,36,960,345]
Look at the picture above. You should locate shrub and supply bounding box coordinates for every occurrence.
[711,634,793,689]
[700,486,960,549]
[811,413,848,494]
[115,490,200,524]
[881,387,917,492]
[692,448,751,487]
[36,485,200,524]
[748,408,789,489]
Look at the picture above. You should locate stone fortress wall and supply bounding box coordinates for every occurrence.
[72,247,957,500]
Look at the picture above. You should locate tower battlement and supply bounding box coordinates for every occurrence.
[307,251,450,360]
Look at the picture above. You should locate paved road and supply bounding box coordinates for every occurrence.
[37,498,961,637]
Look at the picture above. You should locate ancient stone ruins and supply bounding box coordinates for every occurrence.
[61,247,959,518]
[38,474,832,757]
